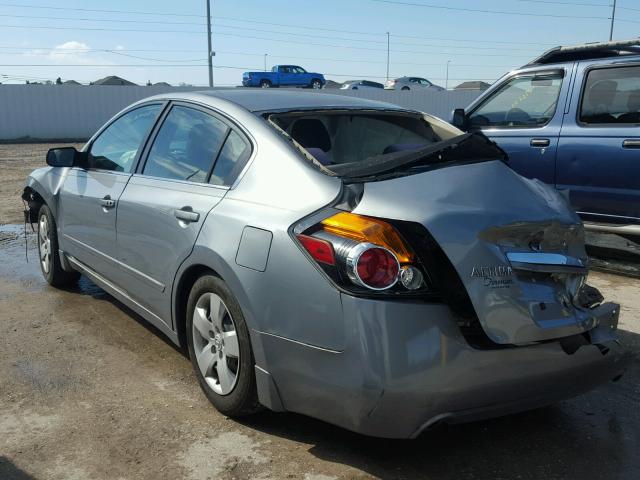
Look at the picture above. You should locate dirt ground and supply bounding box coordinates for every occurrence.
[0,143,84,225]
[1,144,639,480]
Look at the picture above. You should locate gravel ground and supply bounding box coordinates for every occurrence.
[1,144,639,480]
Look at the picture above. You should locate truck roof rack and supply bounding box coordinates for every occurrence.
[525,39,640,66]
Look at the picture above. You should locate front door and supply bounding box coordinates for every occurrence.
[467,69,568,185]
[115,103,252,325]
[556,62,640,224]
[58,104,162,281]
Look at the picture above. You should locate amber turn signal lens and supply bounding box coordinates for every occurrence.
[320,212,414,263]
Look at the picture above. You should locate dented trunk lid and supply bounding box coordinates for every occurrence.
[352,159,597,345]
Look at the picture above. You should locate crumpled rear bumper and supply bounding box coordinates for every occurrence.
[351,300,627,439]
[261,296,627,439]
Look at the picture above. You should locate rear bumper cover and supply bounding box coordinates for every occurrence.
[261,297,626,439]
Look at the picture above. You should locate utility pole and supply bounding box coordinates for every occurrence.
[386,32,390,82]
[264,53,268,72]
[206,0,214,87]
[609,0,617,41]
[445,60,451,90]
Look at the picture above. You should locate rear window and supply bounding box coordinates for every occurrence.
[580,65,640,124]
[269,112,460,170]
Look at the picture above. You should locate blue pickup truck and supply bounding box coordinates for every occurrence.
[452,39,640,239]
[242,65,325,89]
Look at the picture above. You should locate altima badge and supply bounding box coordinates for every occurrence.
[470,266,513,278]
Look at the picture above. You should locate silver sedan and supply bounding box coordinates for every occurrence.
[23,90,625,438]
[385,76,445,91]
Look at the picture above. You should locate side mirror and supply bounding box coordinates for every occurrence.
[451,108,469,131]
[46,147,81,168]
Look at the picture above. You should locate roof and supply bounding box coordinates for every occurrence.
[454,81,491,90]
[526,38,640,66]
[92,75,137,86]
[188,89,408,113]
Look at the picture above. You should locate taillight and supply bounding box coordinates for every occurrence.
[347,243,399,290]
[296,212,427,294]
[297,234,335,265]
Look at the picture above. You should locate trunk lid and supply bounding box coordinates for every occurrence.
[352,159,595,345]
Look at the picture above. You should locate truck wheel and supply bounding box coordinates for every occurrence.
[186,274,260,417]
[311,79,323,89]
[260,80,271,88]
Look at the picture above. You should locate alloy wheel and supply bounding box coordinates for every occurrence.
[39,214,51,274]
[192,292,240,395]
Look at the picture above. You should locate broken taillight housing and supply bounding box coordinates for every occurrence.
[295,212,429,294]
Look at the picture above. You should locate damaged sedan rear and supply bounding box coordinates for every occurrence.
[23,90,626,438]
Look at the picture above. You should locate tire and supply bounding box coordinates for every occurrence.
[186,274,260,417]
[401,86,410,91]
[310,79,323,89]
[37,204,80,287]
[259,80,271,88]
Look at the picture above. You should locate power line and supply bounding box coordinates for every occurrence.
[0,2,204,17]
[364,0,609,19]
[0,46,519,69]
[515,0,609,6]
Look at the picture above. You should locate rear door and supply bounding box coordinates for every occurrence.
[556,60,640,225]
[467,68,568,185]
[115,102,252,325]
[58,103,162,281]
[279,66,294,86]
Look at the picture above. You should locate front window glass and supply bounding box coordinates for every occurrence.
[88,104,161,172]
[580,66,640,124]
[469,73,563,128]
[143,106,228,183]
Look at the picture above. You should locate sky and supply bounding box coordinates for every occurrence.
[0,0,638,88]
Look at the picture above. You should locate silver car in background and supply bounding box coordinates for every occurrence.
[23,90,625,438]
[385,76,445,91]
[340,80,384,90]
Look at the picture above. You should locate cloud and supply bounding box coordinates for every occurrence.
[47,41,92,63]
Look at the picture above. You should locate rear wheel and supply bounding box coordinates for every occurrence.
[260,80,271,88]
[37,205,80,287]
[186,275,259,416]
[401,86,410,91]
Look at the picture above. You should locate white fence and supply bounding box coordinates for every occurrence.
[0,85,482,141]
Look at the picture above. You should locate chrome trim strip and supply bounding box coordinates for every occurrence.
[255,330,342,354]
[506,252,587,273]
[582,222,640,236]
[63,234,165,292]
[577,211,640,221]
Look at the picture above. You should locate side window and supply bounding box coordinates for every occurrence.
[209,130,251,186]
[469,73,563,128]
[88,104,161,172]
[580,66,640,125]
[143,105,228,183]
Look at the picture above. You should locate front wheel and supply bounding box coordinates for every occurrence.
[187,275,260,417]
[401,86,410,91]
[310,79,323,89]
[37,205,79,287]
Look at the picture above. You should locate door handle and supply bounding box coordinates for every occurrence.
[174,207,200,223]
[622,139,640,149]
[100,196,115,209]
[530,138,550,147]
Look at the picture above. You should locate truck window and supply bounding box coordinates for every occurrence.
[469,73,563,129]
[579,65,640,125]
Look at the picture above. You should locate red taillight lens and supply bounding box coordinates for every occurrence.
[347,243,399,290]
[357,247,399,289]
[297,234,335,265]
